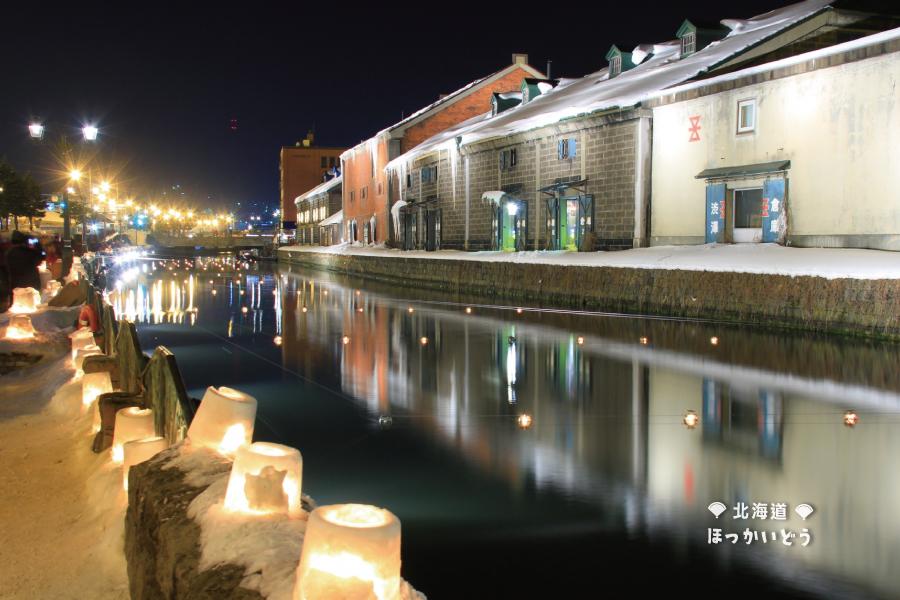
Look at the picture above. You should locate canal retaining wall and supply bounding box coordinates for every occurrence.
[277,247,900,339]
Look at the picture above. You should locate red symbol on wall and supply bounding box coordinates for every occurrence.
[688,115,702,142]
[761,197,769,218]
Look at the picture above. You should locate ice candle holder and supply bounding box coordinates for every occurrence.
[187,386,257,455]
[224,442,303,517]
[5,314,35,340]
[122,437,168,490]
[10,287,40,314]
[294,504,402,600]
[82,371,112,407]
[71,329,95,360]
[112,407,155,463]
[74,344,102,372]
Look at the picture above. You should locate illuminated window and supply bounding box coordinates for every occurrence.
[737,99,756,133]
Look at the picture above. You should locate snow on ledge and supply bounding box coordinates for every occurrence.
[162,442,425,600]
[279,243,900,281]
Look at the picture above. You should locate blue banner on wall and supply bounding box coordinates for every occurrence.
[705,183,726,243]
[761,178,785,243]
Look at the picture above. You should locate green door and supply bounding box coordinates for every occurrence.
[559,197,579,250]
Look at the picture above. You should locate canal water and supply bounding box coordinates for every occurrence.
[107,254,900,599]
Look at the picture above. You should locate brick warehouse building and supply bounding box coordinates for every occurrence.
[341,54,544,245]
[279,132,345,235]
[386,0,886,252]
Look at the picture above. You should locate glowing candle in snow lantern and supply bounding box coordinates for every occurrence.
[112,407,155,463]
[82,371,112,406]
[224,442,303,517]
[71,329,95,359]
[5,314,35,339]
[122,436,167,490]
[187,386,256,455]
[74,344,102,372]
[295,504,402,600]
[10,287,40,314]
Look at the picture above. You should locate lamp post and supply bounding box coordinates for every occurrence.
[28,120,100,276]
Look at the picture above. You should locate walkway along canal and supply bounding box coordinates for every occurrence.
[107,254,900,599]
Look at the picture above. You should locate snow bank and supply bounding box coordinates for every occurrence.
[159,443,425,600]
[280,243,900,281]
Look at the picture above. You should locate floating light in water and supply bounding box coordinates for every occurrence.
[187,386,257,455]
[639,337,649,345]
[465,307,472,314]
[82,371,112,406]
[212,289,218,296]
[419,337,428,346]
[10,287,40,314]
[355,290,361,296]
[710,336,719,346]
[843,410,859,427]
[5,314,35,339]
[357,307,364,313]
[240,290,245,296]
[407,307,414,314]
[224,442,303,517]
[342,336,350,345]
[302,306,308,313]
[273,290,278,295]
[295,504,402,600]
[576,336,585,345]
[517,414,533,429]
[683,410,700,429]
[378,415,392,428]
[122,436,167,490]
[274,336,283,346]
[112,407,155,463]
[516,308,523,314]
[241,306,249,314]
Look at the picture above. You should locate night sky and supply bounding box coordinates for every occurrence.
[0,1,793,215]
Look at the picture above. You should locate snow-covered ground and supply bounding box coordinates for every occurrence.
[280,242,900,280]
[0,323,129,599]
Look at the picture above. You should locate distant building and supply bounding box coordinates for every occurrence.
[295,175,342,245]
[341,54,544,245]
[279,131,345,235]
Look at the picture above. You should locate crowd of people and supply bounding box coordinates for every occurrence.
[0,231,63,311]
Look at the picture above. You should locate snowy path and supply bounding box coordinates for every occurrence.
[0,332,128,599]
[280,243,900,280]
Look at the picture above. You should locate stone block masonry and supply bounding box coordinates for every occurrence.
[279,249,900,339]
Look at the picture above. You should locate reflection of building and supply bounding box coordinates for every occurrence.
[276,267,900,598]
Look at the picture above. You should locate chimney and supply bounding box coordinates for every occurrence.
[546,60,552,79]
[512,53,528,66]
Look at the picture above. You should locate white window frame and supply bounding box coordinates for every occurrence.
[609,55,621,77]
[681,32,696,56]
[737,98,757,134]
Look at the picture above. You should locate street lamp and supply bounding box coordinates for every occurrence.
[62,169,83,276]
[28,123,45,139]
[82,125,99,141]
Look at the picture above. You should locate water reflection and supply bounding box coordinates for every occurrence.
[107,256,900,598]
[277,267,900,598]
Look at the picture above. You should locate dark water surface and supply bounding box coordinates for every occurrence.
[108,255,900,599]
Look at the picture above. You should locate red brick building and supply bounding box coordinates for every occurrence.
[341,54,543,245]
[279,132,346,233]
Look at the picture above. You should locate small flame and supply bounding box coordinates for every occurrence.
[219,423,247,454]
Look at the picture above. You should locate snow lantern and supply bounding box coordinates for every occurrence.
[122,436,168,490]
[295,504,402,600]
[5,314,35,340]
[71,329,95,359]
[224,442,303,517]
[10,287,40,314]
[82,371,112,407]
[45,280,62,297]
[187,386,257,455]
[74,344,103,372]
[112,407,155,463]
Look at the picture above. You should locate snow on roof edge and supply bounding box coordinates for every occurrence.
[294,175,342,205]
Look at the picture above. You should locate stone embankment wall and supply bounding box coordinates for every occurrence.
[278,248,900,339]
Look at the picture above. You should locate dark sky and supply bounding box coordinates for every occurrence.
[0,1,793,215]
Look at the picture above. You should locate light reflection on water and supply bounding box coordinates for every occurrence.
[110,255,900,599]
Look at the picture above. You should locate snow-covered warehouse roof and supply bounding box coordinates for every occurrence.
[387,0,832,170]
[318,209,343,227]
[294,175,342,207]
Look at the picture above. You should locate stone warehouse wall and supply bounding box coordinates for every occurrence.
[279,248,900,339]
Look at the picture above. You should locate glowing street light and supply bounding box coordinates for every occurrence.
[28,122,45,139]
[82,124,99,141]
